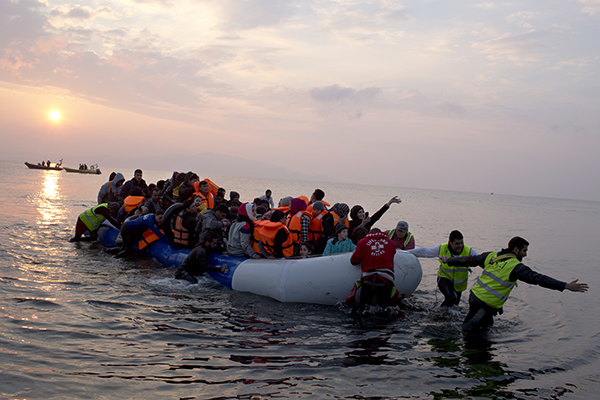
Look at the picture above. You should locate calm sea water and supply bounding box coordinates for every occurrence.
[1,159,599,400]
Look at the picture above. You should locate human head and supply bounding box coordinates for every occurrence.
[312,201,325,217]
[507,236,529,261]
[198,180,209,195]
[299,243,313,257]
[151,188,161,202]
[311,189,325,202]
[335,224,349,241]
[155,209,165,225]
[229,199,241,213]
[229,191,240,202]
[395,221,409,238]
[203,231,220,249]
[108,202,120,217]
[214,203,230,220]
[350,205,364,221]
[134,169,143,182]
[265,189,272,198]
[352,227,368,242]
[448,230,464,254]
[279,196,293,208]
[256,206,267,219]
[109,172,116,181]
[289,198,307,216]
[183,199,197,214]
[270,209,286,223]
[238,202,257,222]
[217,187,226,198]
[332,203,350,218]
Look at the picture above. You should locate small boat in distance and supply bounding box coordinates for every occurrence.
[63,164,102,175]
[25,160,63,171]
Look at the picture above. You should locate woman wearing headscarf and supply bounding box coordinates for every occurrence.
[227,202,261,259]
[349,196,402,243]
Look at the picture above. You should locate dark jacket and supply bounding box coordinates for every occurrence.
[119,177,149,202]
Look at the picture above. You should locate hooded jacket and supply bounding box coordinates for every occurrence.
[97,172,125,204]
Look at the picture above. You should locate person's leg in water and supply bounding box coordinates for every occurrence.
[437,277,461,307]
[462,292,494,331]
[358,275,393,312]
[69,218,89,242]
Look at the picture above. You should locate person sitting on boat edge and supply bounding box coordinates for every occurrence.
[349,196,402,243]
[227,202,261,259]
[197,203,230,247]
[174,231,228,284]
[384,220,415,250]
[172,199,199,249]
[69,202,121,242]
[441,236,589,332]
[116,210,169,258]
[349,228,399,311]
[119,169,149,202]
[323,224,356,255]
[97,172,125,205]
[408,230,478,309]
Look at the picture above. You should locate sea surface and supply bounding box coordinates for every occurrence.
[1,159,599,400]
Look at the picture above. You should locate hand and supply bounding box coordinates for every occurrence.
[565,279,589,293]
[220,264,228,273]
[267,255,275,260]
[439,256,450,264]
[253,254,261,260]
[359,217,371,228]
[387,196,402,206]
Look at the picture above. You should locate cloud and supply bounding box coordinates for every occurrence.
[0,0,48,47]
[579,0,600,16]
[472,29,554,64]
[308,84,381,103]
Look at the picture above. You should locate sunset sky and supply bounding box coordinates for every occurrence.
[1,0,599,201]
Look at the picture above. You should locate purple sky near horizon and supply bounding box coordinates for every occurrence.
[1,0,599,201]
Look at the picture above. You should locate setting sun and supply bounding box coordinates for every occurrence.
[49,111,61,121]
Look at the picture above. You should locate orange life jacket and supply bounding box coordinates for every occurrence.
[286,210,313,244]
[330,211,350,229]
[173,213,191,247]
[251,219,270,254]
[272,206,290,214]
[193,181,215,209]
[137,229,163,250]
[308,210,325,242]
[124,196,145,212]
[259,221,294,258]
[203,178,219,196]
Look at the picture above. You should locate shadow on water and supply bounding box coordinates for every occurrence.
[418,320,574,400]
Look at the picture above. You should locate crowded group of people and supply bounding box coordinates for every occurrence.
[70,169,589,329]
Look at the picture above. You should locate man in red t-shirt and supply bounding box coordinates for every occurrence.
[350,228,397,309]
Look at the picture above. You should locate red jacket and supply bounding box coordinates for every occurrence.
[350,231,396,274]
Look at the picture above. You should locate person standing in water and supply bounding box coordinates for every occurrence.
[408,230,477,308]
[442,236,589,331]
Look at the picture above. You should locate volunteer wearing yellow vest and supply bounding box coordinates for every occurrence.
[70,203,121,242]
[384,220,415,250]
[442,236,589,331]
[408,230,478,308]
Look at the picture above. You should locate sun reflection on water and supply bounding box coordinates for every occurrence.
[35,170,67,225]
